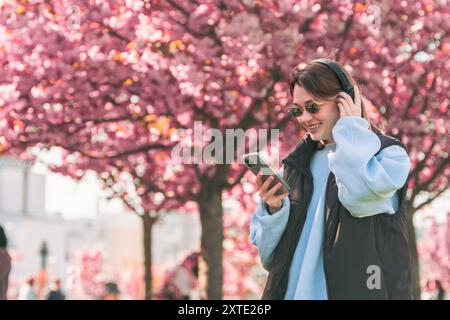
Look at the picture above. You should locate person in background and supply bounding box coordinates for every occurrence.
[101,281,120,300]
[0,225,11,300]
[435,280,446,300]
[18,277,37,300]
[45,279,66,300]
[158,252,199,300]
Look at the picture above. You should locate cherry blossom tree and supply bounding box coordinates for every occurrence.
[32,143,192,299]
[114,259,145,300]
[1,0,448,299]
[417,214,450,295]
[67,248,109,299]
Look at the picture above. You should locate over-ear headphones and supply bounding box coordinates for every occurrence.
[314,59,355,103]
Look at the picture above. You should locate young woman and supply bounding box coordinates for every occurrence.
[250,59,412,300]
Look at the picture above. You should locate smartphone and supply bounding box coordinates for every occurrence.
[242,152,290,196]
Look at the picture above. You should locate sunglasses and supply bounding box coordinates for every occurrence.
[288,101,325,118]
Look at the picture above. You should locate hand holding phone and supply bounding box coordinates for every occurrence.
[243,153,290,214]
[255,172,289,214]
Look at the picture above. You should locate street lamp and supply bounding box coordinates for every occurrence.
[39,241,49,270]
[37,241,50,299]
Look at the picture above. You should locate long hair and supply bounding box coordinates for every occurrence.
[0,225,7,248]
[289,60,383,136]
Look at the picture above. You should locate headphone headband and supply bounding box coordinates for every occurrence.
[314,59,355,101]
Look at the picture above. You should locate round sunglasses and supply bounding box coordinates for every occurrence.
[288,101,325,118]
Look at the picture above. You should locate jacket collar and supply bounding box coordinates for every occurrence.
[282,134,318,173]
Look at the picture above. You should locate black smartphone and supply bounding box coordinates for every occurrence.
[242,152,290,195]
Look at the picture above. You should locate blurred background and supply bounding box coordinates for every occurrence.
[0,0,448,300]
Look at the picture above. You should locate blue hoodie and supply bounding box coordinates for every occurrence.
[250,116,410,300]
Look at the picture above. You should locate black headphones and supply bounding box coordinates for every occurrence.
[314,59,355,103]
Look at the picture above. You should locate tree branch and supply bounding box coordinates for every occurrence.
[166,0,222,46]
[414,187,449,212]
[415,157,450,194]
[297,0,327,33]
[58,142,172,159]
[335,1,355,61]
[409,140,437,184]
[48,114,148,128]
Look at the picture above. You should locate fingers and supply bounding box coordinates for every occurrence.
[354,85,362,109]
[337,91,361,117]
[258,175,273,195]
[336,96,350,117]
[337,103,343,118]
[273,192,289,203]
[261,182,282,202]
[255,171,263,187]
[339,91,353,106]
[264,191,289,210]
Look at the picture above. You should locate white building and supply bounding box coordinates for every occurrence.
[0,157,201,299]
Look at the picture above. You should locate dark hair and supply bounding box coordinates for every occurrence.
[0,225,7,248]
[105,282,120,294]
[289,60,382,135]
[27,277,35,286]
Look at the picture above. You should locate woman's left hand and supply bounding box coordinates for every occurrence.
[336,85,362,118]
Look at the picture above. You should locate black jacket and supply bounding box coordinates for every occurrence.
[262,133,413,300]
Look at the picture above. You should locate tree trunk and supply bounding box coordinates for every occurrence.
[405,203,421,300]
[142,213,154,300]
[197,187,224,300]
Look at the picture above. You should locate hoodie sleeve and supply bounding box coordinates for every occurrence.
[327,116,410,218]
[249,168,290,270]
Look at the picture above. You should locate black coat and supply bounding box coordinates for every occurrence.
[262,133,413,300]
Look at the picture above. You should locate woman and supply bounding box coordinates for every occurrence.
[0,225,11,300]
[250,59,412,300]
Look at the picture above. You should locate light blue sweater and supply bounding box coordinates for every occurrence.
[250,116,410,300]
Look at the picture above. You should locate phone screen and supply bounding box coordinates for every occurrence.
[243,153,290,195]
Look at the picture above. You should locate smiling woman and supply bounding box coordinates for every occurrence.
[288,59,381,146]
[250,59,413,300]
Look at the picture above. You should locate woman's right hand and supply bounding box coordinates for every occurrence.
[256,172,289,214]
